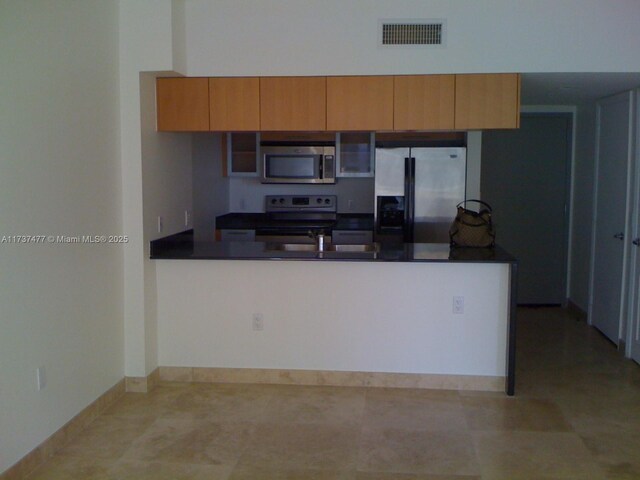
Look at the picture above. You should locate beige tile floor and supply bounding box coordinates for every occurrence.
[26,307,640,479]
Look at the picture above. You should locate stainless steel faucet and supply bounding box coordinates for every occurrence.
[308,230,326,251]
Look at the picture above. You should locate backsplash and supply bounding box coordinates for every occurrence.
[228,176,374,213]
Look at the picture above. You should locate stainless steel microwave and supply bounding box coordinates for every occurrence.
[261,146,335,184]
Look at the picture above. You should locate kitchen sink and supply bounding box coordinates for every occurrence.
[267,243,380,253]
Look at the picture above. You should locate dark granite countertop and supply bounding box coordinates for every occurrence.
[216,213,374,231]
[215,213,267,230]
[150,230,516,264]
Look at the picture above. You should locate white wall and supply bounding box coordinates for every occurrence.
[119,0,176,378]
[172,0,188,74]
[141,74,193,244]
[570,103,598,311]
[157,261,510,376]
[140,73,193,375]
[0,1,122,473]
[466,131,482,199]
[183,0,640,76]
[193,133,229,241]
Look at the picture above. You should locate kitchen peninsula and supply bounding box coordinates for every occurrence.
[151,231,517,396]
[150,72,520,396]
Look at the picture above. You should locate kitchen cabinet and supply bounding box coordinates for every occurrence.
[454,73,521,129]
[327,76,394,131]
[223,132,260,177]
[209,77,260,131]
[332,230,373,245]
[260,77,326,131]
[394,75,455,130]
[157,74,521,132]
[219,229,256,241]
[156,77,209,131]
[336,132,375,177]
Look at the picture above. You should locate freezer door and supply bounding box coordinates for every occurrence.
[411,148,466,243]
[374,148,409,197]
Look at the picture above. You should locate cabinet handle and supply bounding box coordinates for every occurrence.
[613,232,624,240]
[633,238,640,246]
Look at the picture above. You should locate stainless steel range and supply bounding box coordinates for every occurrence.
[255,195,337,244]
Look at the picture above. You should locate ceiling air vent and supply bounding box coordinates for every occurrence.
[380,20,445,47]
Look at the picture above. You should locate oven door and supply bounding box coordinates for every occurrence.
[255,226,332,244]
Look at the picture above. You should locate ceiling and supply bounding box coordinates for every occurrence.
[521,72,640,105]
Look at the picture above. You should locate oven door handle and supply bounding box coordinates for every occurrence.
[256,227,332,235]
[255,233,333,244]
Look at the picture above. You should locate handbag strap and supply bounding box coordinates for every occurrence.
[456,199,493,213]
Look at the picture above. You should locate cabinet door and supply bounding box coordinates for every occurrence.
[332,230,373,245]
[209,77,260,131]
[394,75,455,130]
[220,229,256,242]
[327,76,394,131]
[260,77,326,131]
[156,77,209,131]
[222,133,260,177]
[337,132,374,177]
[454,74,521,129]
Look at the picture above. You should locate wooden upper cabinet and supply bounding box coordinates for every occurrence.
[259,77,326,131]
[209,77,260,131]
[327,76,394,131]
[156,77,209,131]
[454,73,521,129]
[394,75,455,130]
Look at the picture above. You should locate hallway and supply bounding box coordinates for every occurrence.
[24,308,640,479]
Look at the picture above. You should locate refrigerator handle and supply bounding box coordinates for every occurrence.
[404,157,415,242]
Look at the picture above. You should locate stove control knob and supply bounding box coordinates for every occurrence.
[325,198,331,204]
[279,198,285,204]
[271,198,277,204]
[317,198,322,204]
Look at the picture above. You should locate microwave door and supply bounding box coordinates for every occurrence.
[269,155,316,178]
[264,155,319,183]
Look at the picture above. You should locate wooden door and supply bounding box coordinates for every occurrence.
[260,77,326,131]
[454,74,520,129]
[590,91,634,344]
[327,76,394,131]
[156,77,209,131]
[209,77,260,131]
[394,75,455,130]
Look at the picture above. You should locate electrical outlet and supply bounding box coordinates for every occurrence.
[252,313,264,331]
[157,216,163,233]
[453,296,464,314]
[36,366,46,391]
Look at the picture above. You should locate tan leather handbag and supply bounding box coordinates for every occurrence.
[449,200,495,248]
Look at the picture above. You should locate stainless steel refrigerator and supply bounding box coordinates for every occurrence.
[375,147,466,243]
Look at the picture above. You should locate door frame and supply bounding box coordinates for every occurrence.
[626,89,640,360]
[519,106,575,305]
[588,91,635,347]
